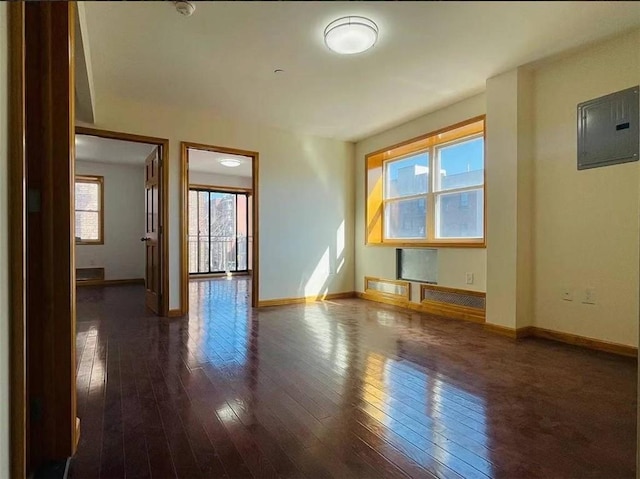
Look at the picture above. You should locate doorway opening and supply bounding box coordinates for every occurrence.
[180,142,259,312]
[77,127,170,316]
[74,132,160,300]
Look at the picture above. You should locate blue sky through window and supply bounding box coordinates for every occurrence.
[387,153,429,182]
[439,137,484,176]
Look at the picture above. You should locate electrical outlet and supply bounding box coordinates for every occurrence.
[582,287,596,305]
[562,289,573,301]
[465,272,474,285]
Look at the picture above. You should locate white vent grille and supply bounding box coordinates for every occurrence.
[422,287,485,310]
[364,277,410,301]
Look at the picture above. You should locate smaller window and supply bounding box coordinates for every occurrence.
[75,175,104,245]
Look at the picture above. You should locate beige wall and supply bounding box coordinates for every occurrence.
[354,94,487,300]
[82,98,355,306]
[0,4,9,476]
[75,160,146,280]
[189,171,252,189]
[485,68,535,330]
[532,29,640,346]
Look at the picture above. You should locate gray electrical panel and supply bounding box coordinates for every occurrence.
[577,86,639,170]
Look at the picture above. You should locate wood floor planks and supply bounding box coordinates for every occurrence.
[69,278,637,479]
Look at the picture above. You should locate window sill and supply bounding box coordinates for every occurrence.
[76,241,104,246]
[367,240,486,249]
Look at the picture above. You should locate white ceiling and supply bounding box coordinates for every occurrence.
[82,2,640,142]
[189,149,253,177]
[76,134,156,166]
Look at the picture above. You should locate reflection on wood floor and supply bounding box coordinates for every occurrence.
[70,277,636,478]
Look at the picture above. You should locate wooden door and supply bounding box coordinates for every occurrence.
[144,148,162,313]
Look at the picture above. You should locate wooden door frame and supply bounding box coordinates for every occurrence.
[10,2,78,475]
[76,126,171,317]
[9,2,26,477]
[180,142,260,312]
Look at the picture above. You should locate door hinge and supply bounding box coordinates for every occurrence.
[28,188,41,213]
[30,397,43,422]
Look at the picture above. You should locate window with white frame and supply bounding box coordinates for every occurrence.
[367,117,485,246]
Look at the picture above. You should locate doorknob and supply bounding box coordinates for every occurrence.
[140,237,150,242]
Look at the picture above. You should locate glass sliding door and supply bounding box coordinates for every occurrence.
[188,188,250,274]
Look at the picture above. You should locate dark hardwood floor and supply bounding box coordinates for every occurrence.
[70,277,636,479]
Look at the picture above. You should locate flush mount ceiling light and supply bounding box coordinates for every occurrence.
[219,158,241,168]
[324,16,378,55]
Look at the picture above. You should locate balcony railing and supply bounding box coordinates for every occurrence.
[188,235,250,274]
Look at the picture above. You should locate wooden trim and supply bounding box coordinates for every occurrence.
[375,241,486,249]
[180,141,260,315]
[420,284,486,323]
[76,126,168,146]
[483,324,534,339]
[419,302,485,324]
[364,276,411,302]
[420,284,485,297]
[22,1,77,466]
[75,128,170,316]
[531,327,637,358]
[76,278,145,287]
[356,291,416,310]
[357,284,486,324]
[74,174,104,245]
[167,309,184,318]
[365,116,486,247]
[366,115,486,160]
[258,291,355,307]
[483,325,637,357]
[189,183,252,194]
[8,2,26,477]
[75,267,104,282]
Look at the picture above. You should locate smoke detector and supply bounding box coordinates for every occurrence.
[174,1,195,17]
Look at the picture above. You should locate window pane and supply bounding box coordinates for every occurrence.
[236,195,247,271]
[436,137,484,192]
[384,152,429,199]
[75,211,100,240]
[75,182,99,211]
[436,189,483,239]
[188,190,199,273]
[198,191,210,273]
[384,197,427,239]
[210,192,236,272]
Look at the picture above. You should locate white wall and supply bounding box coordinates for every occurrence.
[83,100,355,305]
[355,94,487,300]
[75,160,145,280]
[189,171,252,189]
[0,4,9,476]
[532,29,640,346]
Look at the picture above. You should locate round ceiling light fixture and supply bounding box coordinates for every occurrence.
[324,16,378,55]
[219,158,241,168]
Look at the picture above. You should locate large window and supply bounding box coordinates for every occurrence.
[188,188,250,274]
[366,117,485,247]
[75,175,104,245]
